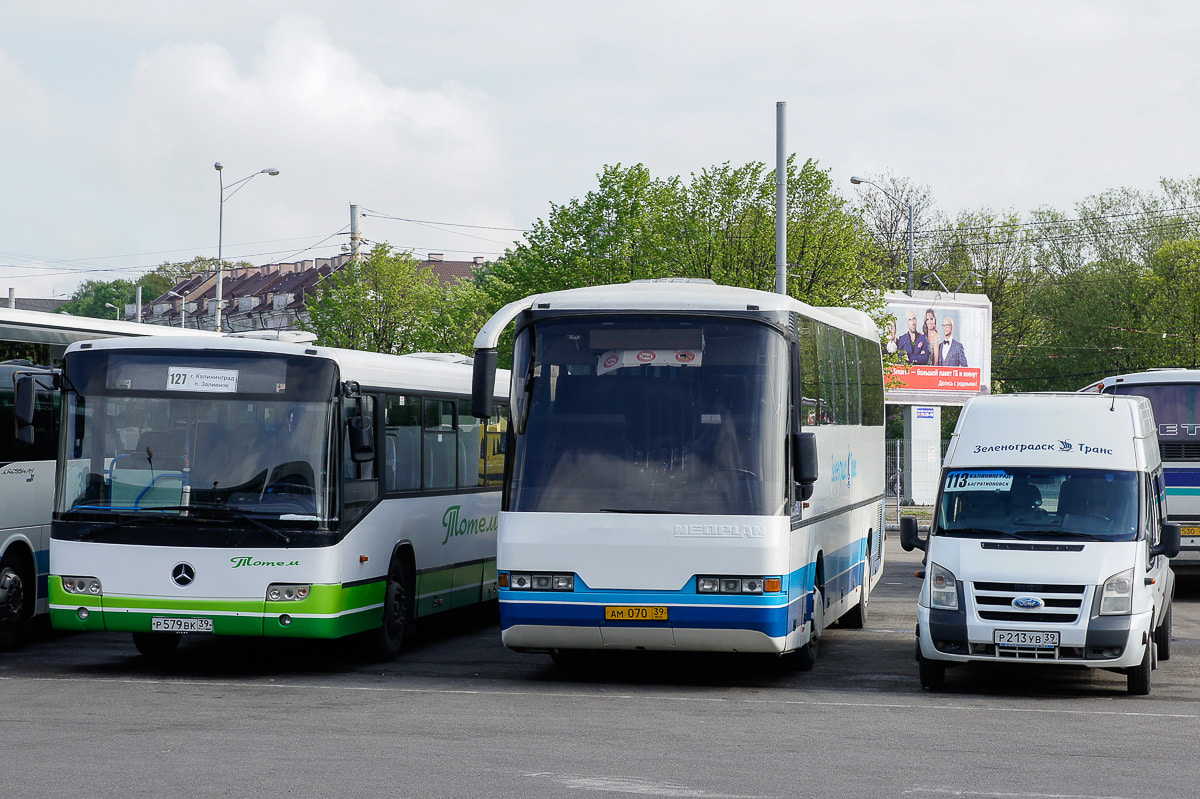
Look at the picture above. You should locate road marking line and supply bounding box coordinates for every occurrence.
[5,675,1197,719]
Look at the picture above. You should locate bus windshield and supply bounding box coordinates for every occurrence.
[55,350,337,526]
[933,468,1141,542]
[508,316,788,515]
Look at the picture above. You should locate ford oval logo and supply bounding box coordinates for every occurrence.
[1013,596,1044,610]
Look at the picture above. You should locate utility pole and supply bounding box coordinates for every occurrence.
[350,204,362,263]
[775,101,787,296]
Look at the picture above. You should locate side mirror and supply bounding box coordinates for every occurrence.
[1153,522,1181,560]
[348,415,374,463]
[792,431,818,486]
[13,374,37,446]
[471,348,498,419]
[900,516,925,552]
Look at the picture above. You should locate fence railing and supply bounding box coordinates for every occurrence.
[884,438,949,525]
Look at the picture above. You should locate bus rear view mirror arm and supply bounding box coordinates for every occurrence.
[900,516,926,552]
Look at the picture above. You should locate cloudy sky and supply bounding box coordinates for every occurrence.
[1,1,1197,300]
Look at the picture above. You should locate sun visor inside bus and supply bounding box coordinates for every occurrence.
[588,329,704,351]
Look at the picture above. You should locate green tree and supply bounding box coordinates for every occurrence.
[302,244,447,354]
[57,273,170,320]
[1149,239,1200,368]
[478,159,882,335]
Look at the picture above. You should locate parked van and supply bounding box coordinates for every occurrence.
[900,393,1180,695]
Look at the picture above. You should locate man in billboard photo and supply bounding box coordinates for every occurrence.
[939,316,968,366]
[898,308,929,364]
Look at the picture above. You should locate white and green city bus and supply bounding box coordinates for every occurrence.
[20,335,508,659]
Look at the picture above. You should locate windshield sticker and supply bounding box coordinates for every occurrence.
[166,367,239,393]
[945,471,1013,492]
[597,349,704,375]
[970,440,1114,456]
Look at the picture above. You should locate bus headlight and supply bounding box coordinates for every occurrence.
[929,563,958,611]
[697,576,779,594]
[61,576,103,596]
[266,583,311,602]
[505,573,573,591]
[1099,568,1134,616]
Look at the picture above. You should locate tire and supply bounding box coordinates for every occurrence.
[1127,642,1152,696]
[363,555,411,661]
[1154,603,1172,662]
[133,632,182,661]
[842,581,869,629]
[0,551,34,648]
[918,652,946,690]
[791,586,823,671]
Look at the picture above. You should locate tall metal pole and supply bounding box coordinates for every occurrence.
[215,162,225,331]
[350,203,361,263]
[775,102,787,295]
[907,203,914,295]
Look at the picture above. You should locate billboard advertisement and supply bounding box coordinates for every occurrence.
[882,290,992,406]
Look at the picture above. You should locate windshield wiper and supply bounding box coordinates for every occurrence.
[598,508,678,514]
[937,527,1023,539]
[1020,530,1112,541]
[78,504,292,545]
[78,515,172,540]
[180,503,293,545]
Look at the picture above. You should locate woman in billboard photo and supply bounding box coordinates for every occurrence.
[884,317,898,354]
[924,308,941,365]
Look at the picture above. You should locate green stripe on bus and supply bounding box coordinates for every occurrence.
[48,575,387,639]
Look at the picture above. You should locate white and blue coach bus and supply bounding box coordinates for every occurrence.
[470,279,885,668]
[1082,369,1200,572]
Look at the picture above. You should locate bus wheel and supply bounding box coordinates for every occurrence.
[842,582,869,629]
[1154,603,1172,662]
[917,651,945,690]
[133,632,181,661]
[0,552,33,648]
[365,556,411,661]
[791,586,823,671]
[1127,643,1152,695]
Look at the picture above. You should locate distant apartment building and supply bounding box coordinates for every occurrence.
[134,253,487,332]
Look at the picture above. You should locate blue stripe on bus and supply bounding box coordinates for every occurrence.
[499,535,870,637]
[1164,469,1200,487]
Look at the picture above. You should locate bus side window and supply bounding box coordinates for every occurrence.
[423,398,456,490]
[457,399,482,488]
[384,394,421,492]
[485,405,508,487]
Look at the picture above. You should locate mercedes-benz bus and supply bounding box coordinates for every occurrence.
[19,335,508,659]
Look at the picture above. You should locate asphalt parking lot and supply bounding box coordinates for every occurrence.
[1,534,1198,798]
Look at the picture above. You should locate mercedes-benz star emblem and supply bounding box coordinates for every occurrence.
[171,562,196,587]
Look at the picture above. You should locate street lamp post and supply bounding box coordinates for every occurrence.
[850,175,913,294]
[214,162,280,331]
[167,290,187,329]
[104,302,120,320]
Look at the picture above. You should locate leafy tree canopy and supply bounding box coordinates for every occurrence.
[302,243,479,355]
